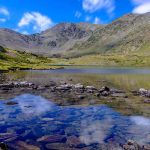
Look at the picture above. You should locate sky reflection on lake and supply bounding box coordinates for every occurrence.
[0,94,150,149]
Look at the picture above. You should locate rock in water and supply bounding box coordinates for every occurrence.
[74,83,84,89]
[123,140,141,150]
[37,135,66,143]
[143,144,150,150]
[13,141,40,150]
[0,142,8,150]
[67,136,85,148]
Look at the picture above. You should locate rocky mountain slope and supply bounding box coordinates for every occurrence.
[0,13,150,58]
[67,13,150,57]
[0,23,100,56]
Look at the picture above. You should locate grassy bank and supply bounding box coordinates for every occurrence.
[0,48,62,71]
[0,47,150,71]
[50,53,150,67]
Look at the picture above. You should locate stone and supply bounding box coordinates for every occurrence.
[49,81,57,86]
[5,101,18,106]
[0,142,8,150]
[139,88,150,98]
[123,140,141,150]
[146,90,150,98]
[46,143,70,150]
[86,86,96,90]
[86,89,94,93]
[95,93,100,97]
[37,135,66,143]
[139,88,148,95]
[143,144,150,150]
[144,99,150,104]
[77,95,85,100]
[74,84,84,89]
[15,141,40,150]
[101,91,110,96]
[32,85,38,90]
[0,133,18,142]
[99,86,110,93]
[67,136,85,148]
[37,86,46,90]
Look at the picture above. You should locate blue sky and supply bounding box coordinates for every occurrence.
[0,0,150,34]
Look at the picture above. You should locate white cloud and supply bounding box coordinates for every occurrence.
[82,0,115,15]
[21,31,29,35]
[132,0,150,5]
[133,3,150,14]
[0,18,6,22]
[0,7,9,16]
[94,17,101,24]
[132,0,150,14]
[75,11,82,18]
[85,16,92,22]
[18,12,54,32]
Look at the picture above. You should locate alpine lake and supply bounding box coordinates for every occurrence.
[0,67,150,150]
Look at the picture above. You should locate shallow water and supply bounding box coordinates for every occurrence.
[3,67,150,91]
[0,68,150,149]
[0,94,150,149]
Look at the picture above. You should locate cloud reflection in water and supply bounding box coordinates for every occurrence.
[0,94,150,147]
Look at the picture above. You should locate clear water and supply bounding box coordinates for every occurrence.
[0,94,150,149]
[0,68,150,149]
[29,67,150,74]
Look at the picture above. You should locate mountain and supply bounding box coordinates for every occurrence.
[0,13,150,58]
[67,13,150,57]
[0,23,100,57]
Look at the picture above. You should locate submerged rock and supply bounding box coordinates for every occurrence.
[86,86,96,90]
[99,86,110,93]
[46,143,69,150]
[0,81,34,89]
[77,95,85,100]
[0,142,8,150]
[67,136,85,148]
[123,140,141,150]
[139,88,148,95]
[101,91,110,97]
[37,135,66,143]
[144,99,150,104]
[0,133,18,142]
[74,84,84,89]
[56,84,72,91]
[143,144,150,150]
[13,141,40,150]
[5,101,18,106]
[99,86,110,96]
[139,88,150,98]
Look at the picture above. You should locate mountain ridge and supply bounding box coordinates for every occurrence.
[0,13,150,58]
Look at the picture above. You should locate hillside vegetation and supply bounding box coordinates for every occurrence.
[0,13,150,68]
[0,46,59,71]
[0,13,150,59]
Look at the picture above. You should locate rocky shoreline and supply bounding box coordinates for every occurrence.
[0,81,150,150]
[0,139,150,150]
[0,81,149,102]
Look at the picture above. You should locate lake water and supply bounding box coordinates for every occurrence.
[0,67,150,149]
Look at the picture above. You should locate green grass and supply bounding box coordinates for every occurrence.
[52,53,150,67]
[0,46,150,71]
[0,48,61,71]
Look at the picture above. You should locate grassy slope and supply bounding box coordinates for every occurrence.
[0,47,150,71]
[50,44,150,67]
[0,48,61,71]
[66,52,150,67]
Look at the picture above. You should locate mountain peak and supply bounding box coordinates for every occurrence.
[0,13,149,57]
